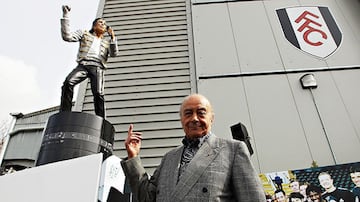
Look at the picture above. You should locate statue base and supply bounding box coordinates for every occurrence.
[35,111,115,166]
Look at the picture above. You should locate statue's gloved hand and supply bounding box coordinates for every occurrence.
[62,5,71,18]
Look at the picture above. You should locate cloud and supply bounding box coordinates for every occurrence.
[0,55,43,121]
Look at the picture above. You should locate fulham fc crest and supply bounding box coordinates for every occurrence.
[276,6,342,58]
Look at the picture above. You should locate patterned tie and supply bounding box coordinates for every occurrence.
[178,138,200,180]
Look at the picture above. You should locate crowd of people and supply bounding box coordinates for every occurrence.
[267,167,360,202]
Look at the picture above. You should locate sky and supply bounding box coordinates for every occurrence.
[0,1,100,131]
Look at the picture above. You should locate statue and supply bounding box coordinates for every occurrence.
[59,5,118,118]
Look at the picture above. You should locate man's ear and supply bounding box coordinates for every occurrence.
[211,113,215,123]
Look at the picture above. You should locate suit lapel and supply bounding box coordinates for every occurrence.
[166,147,183,192]
[171,135,221,201]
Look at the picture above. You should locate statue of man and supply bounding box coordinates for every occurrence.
[59,5,118,118]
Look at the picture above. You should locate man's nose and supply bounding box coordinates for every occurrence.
[190,114,199,121]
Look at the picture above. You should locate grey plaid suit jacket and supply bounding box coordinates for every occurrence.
[121,134,266,202]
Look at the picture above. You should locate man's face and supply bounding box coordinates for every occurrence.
[93,19,107,34]
[290,181,300,192]
[308,191,321,202]
[180,95,213,139]
[299,184,307,197]
[350,172,360,187]
[275,192,287,202]
[318,174,333,189]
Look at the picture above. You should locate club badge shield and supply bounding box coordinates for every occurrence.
[276,6,342,58]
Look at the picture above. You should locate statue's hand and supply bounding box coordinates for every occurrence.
[107,26,115,41]
[62,5,71,18]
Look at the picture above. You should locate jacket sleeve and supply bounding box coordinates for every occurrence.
[232,141,266,201]
[121,156,159,202]
[108,38,119,57]
[60,18,83,42]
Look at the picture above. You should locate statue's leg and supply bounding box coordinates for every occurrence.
[88,66,105,118]
[60,65,88,112]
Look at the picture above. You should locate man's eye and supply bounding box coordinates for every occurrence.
[198,111,206,116]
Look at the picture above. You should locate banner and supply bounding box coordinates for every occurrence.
[261,162,360,201]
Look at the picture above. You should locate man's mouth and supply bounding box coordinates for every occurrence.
[188,124,204,131]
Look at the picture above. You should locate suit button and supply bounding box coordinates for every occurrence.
[202,187,208,193]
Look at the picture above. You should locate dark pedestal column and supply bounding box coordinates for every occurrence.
[36,111,115,166]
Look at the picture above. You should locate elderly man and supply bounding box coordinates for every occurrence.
[121,94,265,201]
